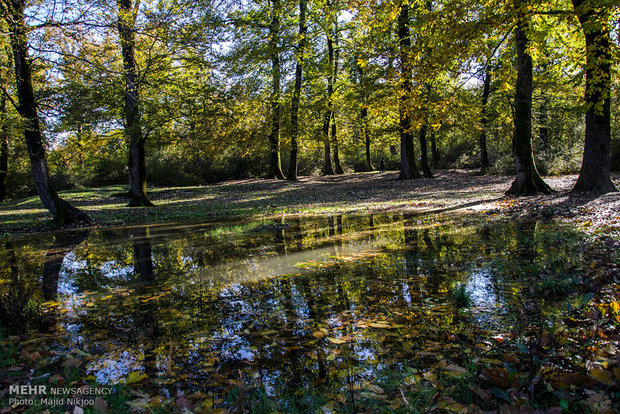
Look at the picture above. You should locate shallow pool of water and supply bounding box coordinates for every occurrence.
[0,212,593,405]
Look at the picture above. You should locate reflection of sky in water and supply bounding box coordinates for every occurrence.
[100,261,133,281]
[89,349,141,384]
[57,252,83,295]
[466,268,509,329]
[467,268,499,308]
[13,214,577,392]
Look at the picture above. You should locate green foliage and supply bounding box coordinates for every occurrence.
[450,282,472,307]
[0,288,43,334]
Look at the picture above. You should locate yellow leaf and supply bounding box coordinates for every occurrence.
[125,371,148,385]
[589,368,615,386]
[368,322,392,329]
[327,337,348,344]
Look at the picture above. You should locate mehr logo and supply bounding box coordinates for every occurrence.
[9,385,47,395]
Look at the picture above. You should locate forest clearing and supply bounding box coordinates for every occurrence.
[0,170,619,236]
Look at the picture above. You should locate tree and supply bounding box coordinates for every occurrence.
[266,0,285,179]
[287,0,308,181]
[397,2,421,180]
[0,93,7,201]
[506,0,552,195]
[479,67,492,173]
[321,0,337,176]
[570,0,617,194]
[1,0,91,224]
[118,0,155,206]
[331,22,344,175]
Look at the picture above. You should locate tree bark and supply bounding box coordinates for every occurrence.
[267,0,285,179]
[430,128,438,167]
[397,3,421,180]
[287,0,307,181]
[118,0,154,205]
[4,0,91,224]
[0,94,7,202]
[332,26,344,175]
[321,11,335,176]
[571,0,617,194]
[480,68,491,173]
[332,115,344,174]
[506,13,552,195]
[362,107,373,171]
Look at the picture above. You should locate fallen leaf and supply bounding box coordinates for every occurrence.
[589,368,615,386]
[125,371,148,385]
[62,358,82,368]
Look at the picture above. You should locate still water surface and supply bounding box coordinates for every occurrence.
[0,212,588,404]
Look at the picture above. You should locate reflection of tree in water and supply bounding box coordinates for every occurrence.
[131,226,162,378]
[3,213,590,401]
[42,231,91,300]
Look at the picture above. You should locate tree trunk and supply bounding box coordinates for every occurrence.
[332,26,344,175]
[287,0,307,181]
[397,3,421,180]
[321,14,335,176]
[571,0,617,194]
[362,107,373,171]
[418,110,433,177]
[118,0,154,205]
[332,115,344,174]
[430,129,438,167]
[507,14,552,195]
[5,0,91,224]
[480,69,491,173]
[267,0,285,179]
[0,94,7,202]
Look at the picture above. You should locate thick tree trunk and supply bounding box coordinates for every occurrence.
[267,0,285,179]
[287,0,307,181]
[480,69,491,173]
[507,17,552,195]
[397,3,421,180]
[571,0,617,194]
[0,95,7,202]
[6,0,91,224]
[118,0,154,205]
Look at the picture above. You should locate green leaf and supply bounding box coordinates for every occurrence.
[491,387,510,403]
[579,292,595,308]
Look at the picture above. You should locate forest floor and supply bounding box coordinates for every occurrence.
[1,169,619,238]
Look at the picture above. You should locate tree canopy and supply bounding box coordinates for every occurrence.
[0,0,618,216]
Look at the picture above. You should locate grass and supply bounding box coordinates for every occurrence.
[450,283,472,307]
[1,170,619,238]
[0,170,518,236]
